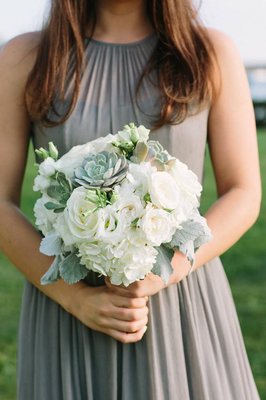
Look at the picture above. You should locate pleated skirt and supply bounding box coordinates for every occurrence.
[17,257,260,400]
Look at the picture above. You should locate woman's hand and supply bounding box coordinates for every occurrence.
[105,250,193,299]
[69,284,149,344]
[105,273,166,299]
[168,250,194,285]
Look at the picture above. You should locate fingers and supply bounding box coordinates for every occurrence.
[110,293,148,309]
[108,325,148,344]
[107,304,149,322]
[102,315,148,334]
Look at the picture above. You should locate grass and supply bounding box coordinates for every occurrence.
[0,130,265,399]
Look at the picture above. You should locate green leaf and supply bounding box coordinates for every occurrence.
[47,184,65,201]
[59,252,88,284]
[53,207,65,213]
[56,172,72,192]
[131,218,139,228]
[143,193,151,203]
[40,255,61,285]
[44,201,63,210]
[152,246,174,284]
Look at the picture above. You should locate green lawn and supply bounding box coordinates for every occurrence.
[0,131,265,400]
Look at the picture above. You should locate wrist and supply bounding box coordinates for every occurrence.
[45,279,89,316]
[168,250,192,285]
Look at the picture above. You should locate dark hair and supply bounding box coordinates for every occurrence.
[26,0,216,128]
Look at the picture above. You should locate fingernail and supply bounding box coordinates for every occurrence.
[143,326,148,333]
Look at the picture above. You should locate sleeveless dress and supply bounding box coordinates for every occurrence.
[17,34,260,400]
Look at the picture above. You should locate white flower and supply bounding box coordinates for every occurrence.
[167,159,202,218]
[39,157,57,177]
[110,244,158,286]
[33,174,51,192]
[113,124,150,146]
[114,127,132,143]
[53,213,76,247]
[55,134,115,178]
[137,125,150,142]
[138,204,176,246]
[95,205,128,244]
[127,162,156,198]
[149,171,181,210]
[78,242,113,276]
[105,240,129,259]
[112,193,145,222]
[33,194,58,235]
[64,187,101,241]
[126,227,147,247]
[34,157,57,192]
[114,180,135,198]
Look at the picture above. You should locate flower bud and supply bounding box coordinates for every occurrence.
[35,147,49,160]
[128,123,139,144]
[48,142,59,160]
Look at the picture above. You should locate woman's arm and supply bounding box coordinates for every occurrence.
[0,34,148,343]
[189,30,261,266]
[109,30,261,298]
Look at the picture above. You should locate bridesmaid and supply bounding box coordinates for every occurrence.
[0,0,261,399]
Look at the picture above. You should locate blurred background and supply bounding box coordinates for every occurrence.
[0,1,265,399]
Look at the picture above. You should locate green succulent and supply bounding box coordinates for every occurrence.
[131,140,170,170]
[146,140,170,163]
[74,151,128,191]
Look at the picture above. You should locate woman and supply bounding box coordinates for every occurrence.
[0,0,261,399]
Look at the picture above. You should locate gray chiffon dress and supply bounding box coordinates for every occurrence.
[17,34,260,399]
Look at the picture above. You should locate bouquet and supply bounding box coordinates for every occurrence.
[33,123,211,286]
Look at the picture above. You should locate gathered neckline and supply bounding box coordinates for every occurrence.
[85,32,157,48]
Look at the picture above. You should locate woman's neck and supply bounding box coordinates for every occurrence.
[91,0,153,43]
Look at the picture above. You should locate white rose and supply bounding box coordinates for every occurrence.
[127,162,156,198]
[167,159,202,216]
[126,226,147,247]
[149,171,181,210]
[53,213,76,246]
[64,187,101,241]
[55,134,114,178]
[113,193,145,222]
[33,194,58,235]
[139,204,176,246]
[95,205,128,244]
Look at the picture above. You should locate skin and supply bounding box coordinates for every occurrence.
[0,0,261,344]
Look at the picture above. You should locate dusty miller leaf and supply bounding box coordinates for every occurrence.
[59,252,88,284]
[40,233,62,256]
[152,246,174,285]
[164,214,212,264]
[41,255,61,285]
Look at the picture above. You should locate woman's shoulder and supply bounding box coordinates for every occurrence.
[205,28,243,67]
[0,31,40,80]
[204,28,246,95]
